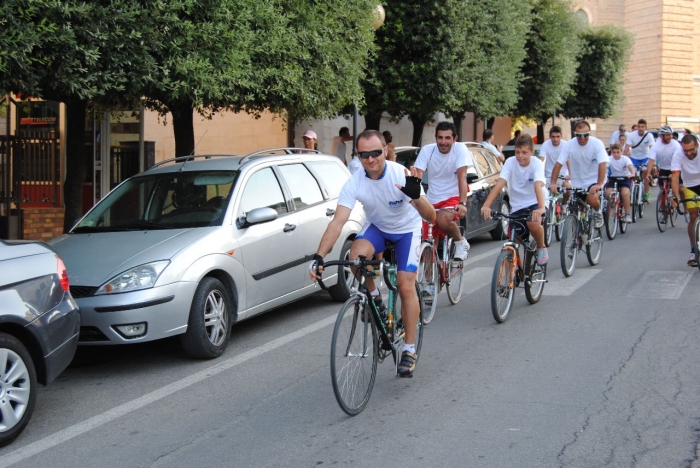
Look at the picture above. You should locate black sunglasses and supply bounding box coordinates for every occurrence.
[357,147,386,159]
[574,132,590,138]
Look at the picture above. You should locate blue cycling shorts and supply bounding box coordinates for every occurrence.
[356,223,421,273]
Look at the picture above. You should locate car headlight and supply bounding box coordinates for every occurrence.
[95,261,170,295]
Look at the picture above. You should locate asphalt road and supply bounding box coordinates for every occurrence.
[1,194,699,468]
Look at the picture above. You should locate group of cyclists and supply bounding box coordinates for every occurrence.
[309,119,700,378]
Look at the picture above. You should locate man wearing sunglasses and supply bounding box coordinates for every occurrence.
[309,130,435,377]
[549,120,609,228]
[414,121,474,261]
[671,134,700,266]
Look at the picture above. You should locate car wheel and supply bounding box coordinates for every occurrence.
[490,199,510,240]
[181,277,232,359]
[329,239,358,302]
[0,333,37,447]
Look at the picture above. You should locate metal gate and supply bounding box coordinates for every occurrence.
[1,96,60,239]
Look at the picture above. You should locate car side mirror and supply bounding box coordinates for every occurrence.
[238,207,278,229]
[466,173,479,184]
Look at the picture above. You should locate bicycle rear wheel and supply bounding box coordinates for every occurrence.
[631,185,639,223]
[586,225,603,266]
[524,240,546,304]
[393,282,424,368]
[694,219,700,273]
[330,295,378,416]
[605,196,618,240]
[416,242,438,324]
[560,216,578,277]
[490,250,515,323]
[639,191,645,218]
[656,194,668,232]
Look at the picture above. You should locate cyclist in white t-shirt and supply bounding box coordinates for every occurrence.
[414,121,474,260]
[539,125,571,203]
[605,143,636,223]
[648,125,682,190]
[481,133,548,265]
[549,120,609,228]
[624,119,656,203]
[671,134,700,266]
[309,130,435,377]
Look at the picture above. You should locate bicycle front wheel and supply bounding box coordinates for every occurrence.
[560,216,578,277]
[605,196,618,240]
[631,185,639,223]
[669,198,678,227]
[656,194,668,232]
[491,250,515,323]
[586,225,603,266]
[330,295,378,416]
[544,204,554,246]
[639,191,645,218]
[416,242,438,324]
[619,206,628,234]
[524,240,546,304]
[694,219,700,273]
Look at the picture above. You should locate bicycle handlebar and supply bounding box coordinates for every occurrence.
[315,257,388,291]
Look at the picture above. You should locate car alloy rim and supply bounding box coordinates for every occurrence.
[204,290,228,346]
[0,349,30,432]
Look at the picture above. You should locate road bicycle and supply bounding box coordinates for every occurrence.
[655,175,678,232]
[545,177,568,246]
[604,177,629,240]
[559,188,604,277]
[317,248,424,416]
[417,207,465,324]
[679,196,700,273]
[630,164,647,222]
[489,210,548,323]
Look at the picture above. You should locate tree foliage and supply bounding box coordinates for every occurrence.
[513,0,581,121]
[560,25,633,119]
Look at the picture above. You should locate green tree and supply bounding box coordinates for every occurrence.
[560,25,634,127]
[513,0,581,142]
[448,0,531,140]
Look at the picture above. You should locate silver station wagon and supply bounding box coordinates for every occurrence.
[49,149,364,359]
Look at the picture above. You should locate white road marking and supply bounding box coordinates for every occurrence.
[0,314,338,467]
[626,270,695,299]
[462,267,493,295]
[465,246,502,265]
[544,269,602,296]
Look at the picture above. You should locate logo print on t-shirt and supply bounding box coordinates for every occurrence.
[389,200,404,208]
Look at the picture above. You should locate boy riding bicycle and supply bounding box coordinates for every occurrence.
[605,143,636,223]
[480,134,548,265]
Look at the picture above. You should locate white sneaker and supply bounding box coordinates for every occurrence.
[624,214,632,223]
[454,239,470,260]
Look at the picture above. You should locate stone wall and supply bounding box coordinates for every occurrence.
[22,207,64,242]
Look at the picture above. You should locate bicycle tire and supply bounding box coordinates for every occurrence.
[669,198,678,227]
[490,250,515,323]
[656,194,667,232]
[544,204,554,247]
[393,282,424,368]
[694,219,700,273]
[605,196,618,240]
[631,185,639,223]
[639,191,645,218]
[560,216,578,277]
[586,225,603,266]
[330,295,378,416]
[446,226,465,305]
[524,239,546,304]
[416,242,438,325]
[619,205,628,234]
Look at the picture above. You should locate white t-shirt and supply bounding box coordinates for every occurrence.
[609,130,631,146]
[414,143,474,204]
[338,160,423,234]
[608,156,634,177]
[499,156,546,212]
[539,139,569,178]
[481,141,500,155]
[626,132,655,161]
[335,140,348,164]
[558,137,609,188]
[649,138,681,170]
[671,149,700,188]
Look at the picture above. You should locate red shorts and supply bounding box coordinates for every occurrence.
[422,196,461,240]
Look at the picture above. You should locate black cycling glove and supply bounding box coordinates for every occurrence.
[400,176,422,200]
[309,254,324,273]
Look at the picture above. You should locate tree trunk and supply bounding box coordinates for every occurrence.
[287,113,296,148]
[486,117,495,130]
[169,103,195,157]
[451,111,465,142]
[536,121,545,144]
[363,112,382,131]
[409,114,427,147]
[62,99,88,233]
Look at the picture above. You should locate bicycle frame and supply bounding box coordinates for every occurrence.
[422,207,463,287]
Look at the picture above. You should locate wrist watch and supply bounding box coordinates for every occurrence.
[459,202,467,207]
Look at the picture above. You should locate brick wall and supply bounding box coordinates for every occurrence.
[22,207,64,242]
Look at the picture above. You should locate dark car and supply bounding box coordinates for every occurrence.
[0,240,80,445]
[394,143,510,240]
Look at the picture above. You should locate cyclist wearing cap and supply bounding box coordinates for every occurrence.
[649,125,683,196]
[549,120,609,228]
[309,129,435,378]
[671,134,700,266]
[624,119,656,203]
[413,121,474,261]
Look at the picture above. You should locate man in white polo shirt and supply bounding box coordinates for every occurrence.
[625,119,656,203]
[671,134,700,266]
[414,121,474,260]
[549,120,609,228]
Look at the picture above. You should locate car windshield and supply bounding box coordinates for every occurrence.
[73,171,238,232]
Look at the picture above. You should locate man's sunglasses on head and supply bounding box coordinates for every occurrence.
[357,147,386,159]
[574,132,590,139]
